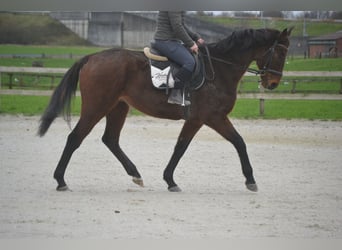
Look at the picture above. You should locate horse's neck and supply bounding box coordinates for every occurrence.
[227,45,267,77]
[212,50,258,94]
[234,48,260,69]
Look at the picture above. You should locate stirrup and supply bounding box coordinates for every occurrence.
[168,89,190,106]
[181,91,190,106]
[182,88,191,106]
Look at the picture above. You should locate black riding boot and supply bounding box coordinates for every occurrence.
[168,88,191,106]
[168,69,192,106]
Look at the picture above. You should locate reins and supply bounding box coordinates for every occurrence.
[202,45,216,81]
[201,45,258,81]
[201,41,288,80]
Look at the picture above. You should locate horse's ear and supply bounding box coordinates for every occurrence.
[282,26,294,37]
[287,26,294,36]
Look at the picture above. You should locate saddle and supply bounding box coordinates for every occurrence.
[144,44,205,92]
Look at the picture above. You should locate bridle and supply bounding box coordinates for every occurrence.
[255,40,288,77]
[202,40,288,81]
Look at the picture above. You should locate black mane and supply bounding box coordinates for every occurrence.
[210,28,281,54]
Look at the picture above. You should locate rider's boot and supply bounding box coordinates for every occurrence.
[168,69,192,106]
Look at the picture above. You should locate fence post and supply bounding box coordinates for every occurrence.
[259,85,265,116]
[238,79,243,93]
[9,73,13,89]
[291,80,297,93]
[51,76,55,89]
[120,13,124,48]
[259,98,265,116]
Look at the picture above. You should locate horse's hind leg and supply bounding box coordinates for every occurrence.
[163,120,202,192]
[54,114,103,191]
[102,101,143,187]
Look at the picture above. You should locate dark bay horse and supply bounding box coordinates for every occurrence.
[38,28,293,192]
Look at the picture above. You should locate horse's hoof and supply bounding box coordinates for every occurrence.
[168,185,182,192]
[246,183,258,192]
[132,177,144,187]
[56,185,71,191]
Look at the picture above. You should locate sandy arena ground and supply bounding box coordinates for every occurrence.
[0,115,341,239]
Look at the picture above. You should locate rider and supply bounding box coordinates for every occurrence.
[153,11,205,106]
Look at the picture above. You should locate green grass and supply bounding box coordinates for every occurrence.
[1,95,342,120]
[0,45,107,68]
[247,57,342,72]
[284,58,342,71]
[239,77,341,94]
[1,47,341,92]
[0,57,76,68]
[0,95,81,116]
[0,45,109,89]
[0,44,105,55]
[1,46,342,121]
[1,45,342,70]
[230,99,342,120]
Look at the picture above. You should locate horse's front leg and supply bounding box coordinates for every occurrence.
[207,117,258,192]
[163,120,202,192]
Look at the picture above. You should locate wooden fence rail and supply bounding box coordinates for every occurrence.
[1,66,342,115]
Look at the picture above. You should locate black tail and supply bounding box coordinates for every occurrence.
[38,56,89,137]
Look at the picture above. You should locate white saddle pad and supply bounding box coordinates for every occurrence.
[150,65,175,89]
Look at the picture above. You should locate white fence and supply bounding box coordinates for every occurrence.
[1,66,342,111]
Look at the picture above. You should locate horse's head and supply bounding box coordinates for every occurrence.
[256,27,294,90]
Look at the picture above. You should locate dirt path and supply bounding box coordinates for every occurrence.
[0,115,341,238]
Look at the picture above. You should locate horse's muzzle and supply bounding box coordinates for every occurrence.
[268,82,278,90]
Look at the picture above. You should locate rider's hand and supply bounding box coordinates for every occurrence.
[190,43,199,54]
[197,38,205,45]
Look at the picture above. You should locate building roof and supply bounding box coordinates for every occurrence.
[309,31,342,41]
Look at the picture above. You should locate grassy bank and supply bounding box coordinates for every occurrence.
[0,13,91,45]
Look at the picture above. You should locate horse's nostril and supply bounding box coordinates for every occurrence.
[269,82,278,89]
